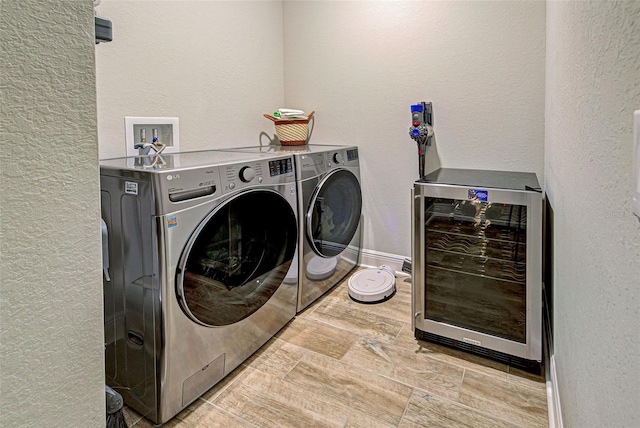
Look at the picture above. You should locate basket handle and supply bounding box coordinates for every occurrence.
[306,111,315,120]
[263,114,278,122]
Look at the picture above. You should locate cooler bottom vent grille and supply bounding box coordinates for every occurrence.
[416,330,541,374]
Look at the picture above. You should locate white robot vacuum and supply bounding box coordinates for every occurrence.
[348,265,396,303]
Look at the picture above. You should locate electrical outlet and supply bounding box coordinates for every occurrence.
[125,117,180,157]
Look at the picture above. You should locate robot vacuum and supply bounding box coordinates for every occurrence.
[348,265,396,303]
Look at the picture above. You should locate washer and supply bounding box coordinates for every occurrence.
[221,145,362,312]
[100,150,298,424]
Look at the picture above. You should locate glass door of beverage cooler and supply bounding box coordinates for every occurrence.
[412,183,542,362]
[424,198,527,342]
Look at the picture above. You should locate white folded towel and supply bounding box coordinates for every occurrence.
[274,108,306,119]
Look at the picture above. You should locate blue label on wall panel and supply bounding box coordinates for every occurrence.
[468,189,488,201]
[167,215,177,228]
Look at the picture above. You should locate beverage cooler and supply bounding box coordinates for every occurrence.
[412,168,542,370]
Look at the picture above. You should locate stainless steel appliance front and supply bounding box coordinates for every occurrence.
[100,150,298,423]
[216,144,363,312]
[412,168,542,363]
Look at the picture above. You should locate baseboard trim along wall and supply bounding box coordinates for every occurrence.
[358,248,410,277]
[547,355,563,428]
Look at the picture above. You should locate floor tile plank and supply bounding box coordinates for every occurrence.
[212,368,350,428]
[274,316,359,359]
[394,323,510,380]
[243,337,306,378]
[283,352,414,426]
[344,410,397,428]
[306,298,405,344]
[399,388,520,428]
[341,337,464,399]
[321,274,413,324]
[458,369,549,427]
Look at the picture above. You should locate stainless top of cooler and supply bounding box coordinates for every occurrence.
[418,168,541,192]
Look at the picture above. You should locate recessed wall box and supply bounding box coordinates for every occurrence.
[125,117,180,157]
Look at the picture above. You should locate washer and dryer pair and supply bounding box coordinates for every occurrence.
[100,146,363,424]
[223,144,363,312]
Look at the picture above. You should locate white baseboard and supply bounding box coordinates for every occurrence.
[547,355,563,428]
[358,248,410,277]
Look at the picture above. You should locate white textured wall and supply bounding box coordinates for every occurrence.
[0,1,104,427]
[546,1,640,426]
[95,1,285,159]
[283,0,545,257]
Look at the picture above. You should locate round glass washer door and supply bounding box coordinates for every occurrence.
[307,169,362,258]
[176,189,297,327]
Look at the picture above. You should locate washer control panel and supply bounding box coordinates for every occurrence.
[268,157,293,177]
[239,166,256,183]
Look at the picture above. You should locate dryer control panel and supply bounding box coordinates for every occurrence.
[220,155,295,194]
[327,148,359,169]
[297,146,360,181]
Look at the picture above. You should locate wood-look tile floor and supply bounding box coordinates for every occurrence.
[125,273,548,428]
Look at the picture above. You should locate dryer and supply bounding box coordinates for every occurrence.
[100,150,298,423]
[221,145,362,312]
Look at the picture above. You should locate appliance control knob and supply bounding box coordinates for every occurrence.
[333,153,344,164]
[239,166,255,183]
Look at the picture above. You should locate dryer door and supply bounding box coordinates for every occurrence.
[306,169,362,258]
[176,189,297,327]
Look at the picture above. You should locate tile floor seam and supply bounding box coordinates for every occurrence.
[458,368,465,402]
[126,411,143,427]
[405,345,511,382]
[279,355,303,380]
[391,321,407,344]
[308,314,405,341]
[198,399,261,428]
[360,366,459,401]
[374,339,497,388]
[396,386,417,427]
[198,362,253,405]
[309,299,406,327]
[299,314,366,338]
[457,385,547,427]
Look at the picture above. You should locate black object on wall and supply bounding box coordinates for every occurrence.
[95,16,112,44]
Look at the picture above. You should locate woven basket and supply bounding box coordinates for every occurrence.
[264,111,315,146]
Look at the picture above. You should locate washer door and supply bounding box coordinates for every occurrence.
[176,189,297,327]
[306,169,362,258]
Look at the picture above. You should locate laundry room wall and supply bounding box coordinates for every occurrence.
[545,2,640,426]
[1,1,104,427]
[282,0,546,260]
[95,1,545,259]
[95,1,285,160]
